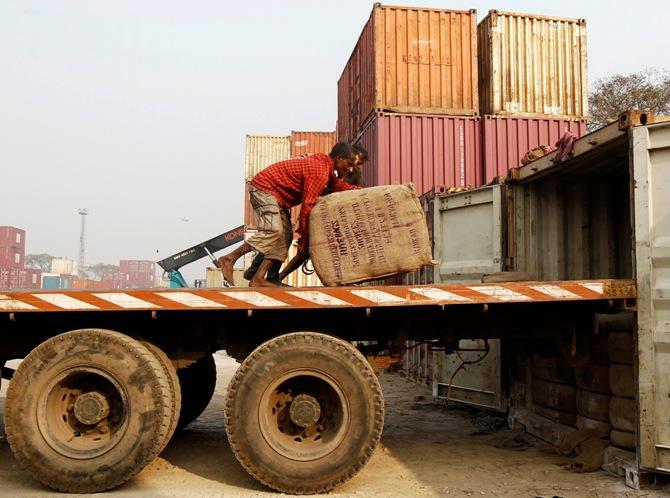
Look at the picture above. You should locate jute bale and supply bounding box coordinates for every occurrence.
[309,184,432,286]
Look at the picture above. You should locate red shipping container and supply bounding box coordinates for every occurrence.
[354,112,482,196]
[0,226,25,249]
[482,116,587,183]
[0,246,23,268]
[120,260,155,275]
[290,131,336,158]
[0,267,41,289]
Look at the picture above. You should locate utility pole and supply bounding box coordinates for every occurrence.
[78,208,88,277]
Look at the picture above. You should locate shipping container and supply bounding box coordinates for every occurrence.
[243,135,291,229]
[119,260,155,274]
[482,115,587,183]
[42,274,62,290]
[51,258,78,276]
[0,226,25,249]
[290,131,336,158]
[72,278,107,290]
[0,267,41,289]
[244,135,290,181]
[354,112,482,195]
[337,4,479,142]
[0,246,24,269]
[478,10,588,119]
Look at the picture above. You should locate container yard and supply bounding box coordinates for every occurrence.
[2,2,669,497]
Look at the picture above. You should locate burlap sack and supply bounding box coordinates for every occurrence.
[308,184,433,286]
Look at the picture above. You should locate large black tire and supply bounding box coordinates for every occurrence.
[176,353,217,430]
[3,329,173,493]
[141,341,182,453]
[225,332,384,494]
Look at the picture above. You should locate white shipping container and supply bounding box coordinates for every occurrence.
[51,258,78,276]
[244,135,290,181]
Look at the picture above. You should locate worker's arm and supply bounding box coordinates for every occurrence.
[278,251,309,282]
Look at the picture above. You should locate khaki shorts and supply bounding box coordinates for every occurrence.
[247,186,292,261]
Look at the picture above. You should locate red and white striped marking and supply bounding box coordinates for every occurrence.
[0,280,635,313]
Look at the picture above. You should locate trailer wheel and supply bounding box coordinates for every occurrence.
[141,341,182,453]
[3,329,173,493]
[176,353,217,429]
[225,332,384,494]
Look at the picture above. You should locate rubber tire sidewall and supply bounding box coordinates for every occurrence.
[176,353,217,430]
[141,341,182,453]
[4,329,172,493]
[225,332,384,494]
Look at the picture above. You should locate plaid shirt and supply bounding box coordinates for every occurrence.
[251,153,359,241]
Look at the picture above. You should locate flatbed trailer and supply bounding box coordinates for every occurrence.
[0,278,635,493]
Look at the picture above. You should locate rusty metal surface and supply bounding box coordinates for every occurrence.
[290,131,336,158]
[478,10,588,119]
[338,4,478,141]
[0,279,636,313]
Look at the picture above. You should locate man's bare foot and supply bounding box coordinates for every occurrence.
[217,255,235,286]
[249,277,281,288]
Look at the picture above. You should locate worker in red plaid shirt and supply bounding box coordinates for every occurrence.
[218,142,364,287]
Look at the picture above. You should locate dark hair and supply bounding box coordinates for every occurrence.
[352,144,368,161]
[329,142,356,160]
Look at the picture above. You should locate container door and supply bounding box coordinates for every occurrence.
[431,185,506,411]
[632,122,670,472]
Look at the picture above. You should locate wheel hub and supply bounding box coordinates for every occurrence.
[289,394,321,428]
[73,392,110,425]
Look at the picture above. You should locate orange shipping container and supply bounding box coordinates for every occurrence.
[337,4,479,142]
[290,131,336,158]
[478,10,588,119]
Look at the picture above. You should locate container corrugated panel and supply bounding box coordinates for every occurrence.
[354,112,483,195]
[244,135,290,181]
[338,4,479,142]
[244,135,291,229]
[0,226,25,249]
[478,10,588,119]
[0,267,41,289]
[0,246,23,268]
[290,131,336,158]
[482,115,587,183]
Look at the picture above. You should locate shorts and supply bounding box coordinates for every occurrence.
[246,186,292,261]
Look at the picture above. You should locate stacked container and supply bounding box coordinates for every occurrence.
[243,135,291,229]
[119,260,155,288]
[0,267,41,289]
[477,11,589,180]
[0,226,26,269]
[341,4,482,193]
[290,131,336,158]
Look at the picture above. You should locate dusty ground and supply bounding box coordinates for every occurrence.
[0,353,666,498]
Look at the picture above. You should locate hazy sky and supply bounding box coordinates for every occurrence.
[1,1,667,283]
